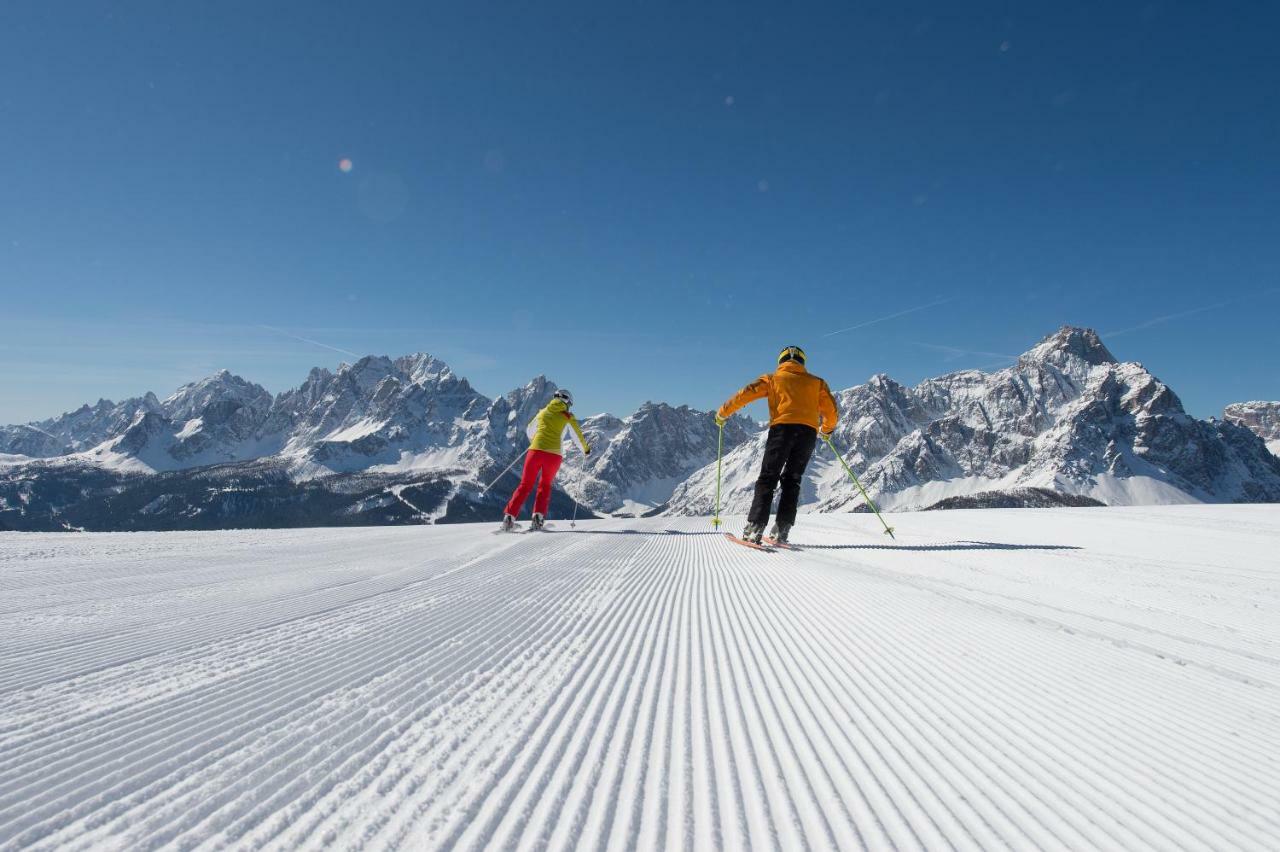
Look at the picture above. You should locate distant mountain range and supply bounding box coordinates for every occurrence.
[0,355,756,531]
[2,327,1278,532]
[666,327,1280,516]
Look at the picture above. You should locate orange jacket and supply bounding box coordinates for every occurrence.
[718,361,839,433]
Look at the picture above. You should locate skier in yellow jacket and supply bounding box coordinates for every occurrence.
[716,345,838,544]
[502,389,590,531]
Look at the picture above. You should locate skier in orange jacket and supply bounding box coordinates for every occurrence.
[716,345,838,544]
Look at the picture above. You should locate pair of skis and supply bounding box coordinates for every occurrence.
[493,522,556,535]
[723,533,799,553]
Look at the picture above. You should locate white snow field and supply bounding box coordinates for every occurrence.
[2,507,1279,851]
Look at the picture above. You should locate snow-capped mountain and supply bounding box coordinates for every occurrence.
[0,355,747,529]
[0,394,162,458]
[79,371,279,472]
[557,402,757,514]
[666,327,1280,516]
[1224,401,1280,456]
[2,356,522,479]
[4,328,1278,532]
[268,354,494,476]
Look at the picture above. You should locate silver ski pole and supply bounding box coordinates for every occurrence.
[571,499,579,528]
[480,449,528,496]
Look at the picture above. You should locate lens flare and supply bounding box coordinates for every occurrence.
[338,158,354,173]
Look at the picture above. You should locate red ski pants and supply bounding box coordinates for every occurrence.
[504,449,563,518]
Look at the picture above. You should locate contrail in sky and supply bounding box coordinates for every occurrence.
[259,325,361,358]
[1103,299,1238,339]
[1103,288,1280,339]
[824,297,955,338]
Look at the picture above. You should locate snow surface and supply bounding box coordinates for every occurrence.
[2,506,1279,849]
[1269,439,1280,457]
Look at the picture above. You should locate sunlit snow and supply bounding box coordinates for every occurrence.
[3,505,1278,848]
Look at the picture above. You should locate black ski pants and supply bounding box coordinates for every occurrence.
[748,423,817,528]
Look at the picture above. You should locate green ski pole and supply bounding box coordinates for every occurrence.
[821,433,895,539]
[712,421,724,529]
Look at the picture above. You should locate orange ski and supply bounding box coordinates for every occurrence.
[724,533,774,552]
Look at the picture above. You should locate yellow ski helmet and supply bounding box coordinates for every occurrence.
[777,345,806,366]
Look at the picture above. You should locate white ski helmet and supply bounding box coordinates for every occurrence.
[553,388,574,408]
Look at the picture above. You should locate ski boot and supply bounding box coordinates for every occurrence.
[501,514,516,532]
[741,521,764,545]
[768,523,791,545]
[530,513,546,532]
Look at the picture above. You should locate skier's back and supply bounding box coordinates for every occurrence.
[716,346,838,544]
[501,389,590,531]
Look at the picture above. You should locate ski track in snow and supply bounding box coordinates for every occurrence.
[1,506,1279,851]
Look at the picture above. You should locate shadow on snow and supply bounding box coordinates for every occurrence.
[792,541,1082,552]
[546,528,724,537]
[550,529,1081,552]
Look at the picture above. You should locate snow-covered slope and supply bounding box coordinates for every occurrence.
[668,327,1280,515]
[3,506,1278,848]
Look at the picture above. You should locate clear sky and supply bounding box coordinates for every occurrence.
[2,1,1277,424]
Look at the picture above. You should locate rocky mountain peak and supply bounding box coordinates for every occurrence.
[395,353,454,386]
[1023,326,1117,367]
[163,371,272,422]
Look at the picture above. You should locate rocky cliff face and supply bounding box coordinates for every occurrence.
[1224,401,1280,453]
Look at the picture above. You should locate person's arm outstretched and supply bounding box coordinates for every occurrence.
[717,375,771,423]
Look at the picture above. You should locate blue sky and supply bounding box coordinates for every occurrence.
[2,1,1277,424]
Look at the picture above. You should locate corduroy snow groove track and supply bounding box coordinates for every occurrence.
[2,505,1279,850]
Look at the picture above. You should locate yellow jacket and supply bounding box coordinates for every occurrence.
[526,398,589,456]
[718,361,839,433]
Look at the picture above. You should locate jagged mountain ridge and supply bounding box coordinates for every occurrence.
[666,327,1280,516]
[4,327,1279,532]
[1,356,547,477]
[0,355,755,529]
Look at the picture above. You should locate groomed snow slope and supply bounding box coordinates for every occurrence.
[2,507,1279,850]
